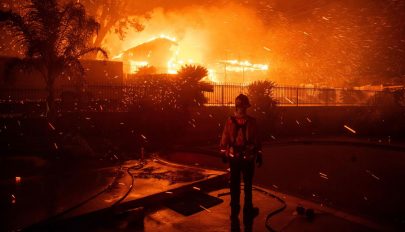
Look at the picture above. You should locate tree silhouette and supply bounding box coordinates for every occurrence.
[247,80,277,112]
[136,65,157,76]
[0,0,107,116]
[176,64,213,109]
[80,0,144,51]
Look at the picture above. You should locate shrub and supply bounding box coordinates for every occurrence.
[247,80,277,112]
[340,89,368,105]
[124,65,213,147]
[357,89,405,136]
[247,80,278,139]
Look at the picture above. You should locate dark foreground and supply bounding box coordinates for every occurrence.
[0,156,388,232]
[1,141,404,231]
[164,142,405,231]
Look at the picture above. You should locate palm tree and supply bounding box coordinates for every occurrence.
[0,0,107,116]
[247,80,277,111]
[176,64,213,109]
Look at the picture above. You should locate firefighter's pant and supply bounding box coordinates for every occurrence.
[229,158,255,210]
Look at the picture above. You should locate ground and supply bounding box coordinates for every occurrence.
[1,140,404,231]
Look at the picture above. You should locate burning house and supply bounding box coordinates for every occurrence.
[113,35,269,83]
[116,36,178,74]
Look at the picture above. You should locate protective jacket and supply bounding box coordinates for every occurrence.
[220,115,262,161]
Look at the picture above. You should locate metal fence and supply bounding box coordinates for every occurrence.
[0,85,123,102]
[204,83,379,106]
[0,83,380,107]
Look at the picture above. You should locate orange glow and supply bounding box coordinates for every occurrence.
[103,5,271,83]
[147,34,177,43]
[97,1,403,87]
[128,60,149,73]
[112,53,123,59]
[113,34,269,82]
[221,60,269,72]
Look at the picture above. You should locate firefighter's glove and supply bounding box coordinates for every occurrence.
[256,153,263,167]
[222,154,228,164]
[220,149,228,163]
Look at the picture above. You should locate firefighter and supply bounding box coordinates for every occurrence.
[220,94,263,219]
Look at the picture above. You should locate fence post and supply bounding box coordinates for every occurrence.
[221,84,224,106]
[296,87,299,106]
[335,89,338,105]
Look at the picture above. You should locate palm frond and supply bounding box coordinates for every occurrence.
[0,0,110,114]
[29,0,59,32]
[177,64,208,81]
[0,10,32,51]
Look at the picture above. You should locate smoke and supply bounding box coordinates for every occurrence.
[104,3,268,65]
[102,0,405,86]
[1,0,404,87]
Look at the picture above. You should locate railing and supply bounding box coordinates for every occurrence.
[204,83,379,106]
[0,84,380,107]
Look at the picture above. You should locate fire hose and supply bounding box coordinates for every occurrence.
[23,160,146,231]
[217,185,287,232]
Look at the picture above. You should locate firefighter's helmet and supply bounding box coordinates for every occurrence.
[235,94,251,108]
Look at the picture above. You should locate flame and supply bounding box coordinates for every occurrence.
[116,33,268,83]
[112,53,123,60]
[129,60,149,73]
[118,34,205,76]
[121,34,181,74]
[167,46,180,74]
[147,34,177,43]
[221,60,269,72]
[207,69,217,82]
[167,59,177,74]
[100,6,289,84]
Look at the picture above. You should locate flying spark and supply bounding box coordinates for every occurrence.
[319,172,329,180]
[199,204,211,212]
[48,122,56,130]
[284,97,294,104]
[366,170,381,181]
[344,125,356,134]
